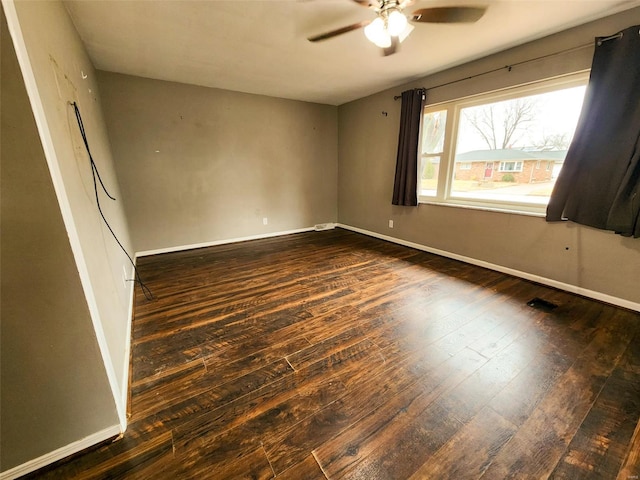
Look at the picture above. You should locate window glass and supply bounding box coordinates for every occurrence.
[419,155,441,197]
[422,110,447,154]
[449,85,586,206]
[419,109,447,197]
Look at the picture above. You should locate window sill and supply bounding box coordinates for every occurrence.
[417,199,547,218]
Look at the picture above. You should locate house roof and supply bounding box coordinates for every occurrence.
[455,149,568,163]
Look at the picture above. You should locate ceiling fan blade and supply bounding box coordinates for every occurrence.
[382,36,399,56]
[411,6,487,24]
[308,20,371,42]
[351,0,381,8]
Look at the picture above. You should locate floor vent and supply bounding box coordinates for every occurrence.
[527,297,558,312]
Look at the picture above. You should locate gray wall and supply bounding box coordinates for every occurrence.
[0,9,118,472]
[97,72,338,254]
[8,0,134,408]
[2,1,639,475]
[338,8,640,306]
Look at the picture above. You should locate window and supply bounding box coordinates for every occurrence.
[418,72,588,213]
[499,161,523,172]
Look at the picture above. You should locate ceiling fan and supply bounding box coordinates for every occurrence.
[308,0,487,56]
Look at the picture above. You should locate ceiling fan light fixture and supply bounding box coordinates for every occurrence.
[387,9,407,37]
[398,22,414,43]
[364,17,391,48]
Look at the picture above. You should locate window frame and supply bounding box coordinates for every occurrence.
[418,71,590,215]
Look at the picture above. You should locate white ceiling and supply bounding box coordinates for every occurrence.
[64,0,640,106]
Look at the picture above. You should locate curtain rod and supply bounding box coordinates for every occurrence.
[596,32,623,46]
[393,36,615,100]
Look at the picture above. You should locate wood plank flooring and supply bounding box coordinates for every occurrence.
[25,228,640,479]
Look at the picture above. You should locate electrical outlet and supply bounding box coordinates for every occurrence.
[388,220,394,228]
[263,217,268,225]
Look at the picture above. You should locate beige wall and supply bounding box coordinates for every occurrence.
[0,9,118,472]
[97,72,338,254]
[8,0,134,410]
[338,8,640,306]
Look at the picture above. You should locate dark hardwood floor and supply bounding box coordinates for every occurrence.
[26,228,640,479]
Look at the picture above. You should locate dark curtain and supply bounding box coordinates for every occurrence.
[546,25,640,237]
[392,88,426,206]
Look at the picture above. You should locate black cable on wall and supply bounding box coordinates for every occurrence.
[71,101,154,301]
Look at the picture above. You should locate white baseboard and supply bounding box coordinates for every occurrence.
[0,425,121,480]
[337,223,640,313]
[135,227,319,258]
